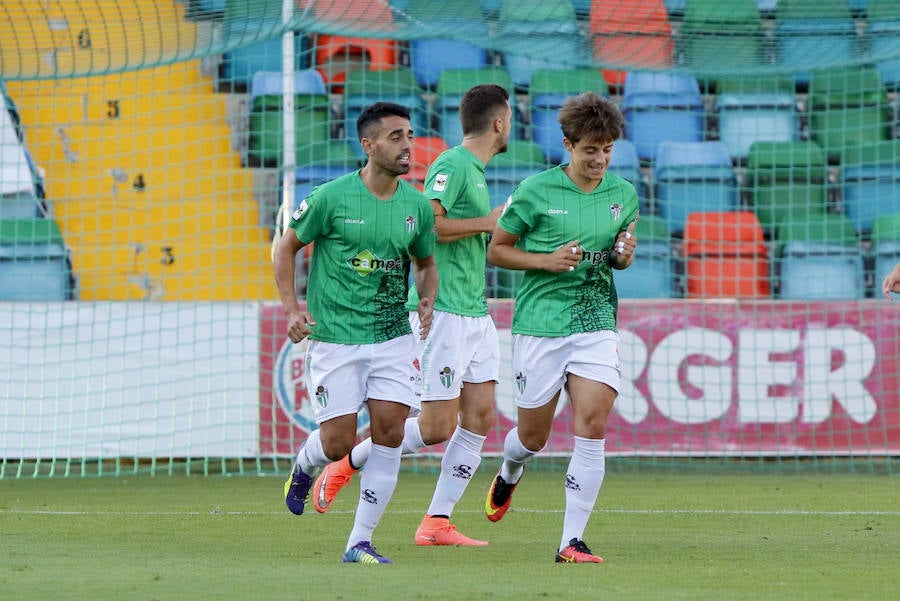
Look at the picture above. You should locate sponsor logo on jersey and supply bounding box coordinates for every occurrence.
[515,371,526,395]
[610,202,622,221]
[347,249,406,277]
[439,366,455,389]
[432,173,448,192]
[580,248,612,266]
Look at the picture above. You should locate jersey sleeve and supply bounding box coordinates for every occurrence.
[410,197,437,258]
[496,181,534,237]
[423,154,464,213]
[288,185,328,244]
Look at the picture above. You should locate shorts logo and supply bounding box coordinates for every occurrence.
[439,366,455,389]
[515,371,526,395]
[405,215,416,233]
[314,385,329,408]
[432,173,448,192]
[452,464,473,480]
[610,202,622,221]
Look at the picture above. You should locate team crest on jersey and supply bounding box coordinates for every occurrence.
[610,202,622,221]
[405,215,416,233]
[515,371,526,395]
[439,366,455,389]
[432,173,448,192]
[291,199,309,221]
[314,385,329,408]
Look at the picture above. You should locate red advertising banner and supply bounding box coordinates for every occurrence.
[260,300,900,456]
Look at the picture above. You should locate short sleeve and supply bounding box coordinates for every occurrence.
[288,186,327,244]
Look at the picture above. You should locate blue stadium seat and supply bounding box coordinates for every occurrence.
[0,218,73,301]
[216,20,310,91]
[484,140,547,209]
[840,140,900,234]
[613,214,674,298]
[622,72,705,162]
[654,141,738,237]
[868,0,900,89]
[774,0,857,87]
[872,214,900,294]
[249,69,327,100]
[774,213,864,300]
[714,76,799,161]
[607,138,649,203]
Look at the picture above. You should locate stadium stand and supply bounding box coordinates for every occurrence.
[774,213,864,299]
[613,214,674,298]
[483,139,547,209]
[840,140,900,235]
[682,211,771,299]
[679,0,765,73]
[872,213,900,292]
[0,217,74,301]
[774,0,857,87]
[868,0,900,89]
[714,75,799,162]
[436,67,517,148]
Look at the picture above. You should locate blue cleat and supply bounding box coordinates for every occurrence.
[341,541,393,564]
[283,462,313,515]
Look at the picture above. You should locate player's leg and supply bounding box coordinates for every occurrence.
[555,331,621,564]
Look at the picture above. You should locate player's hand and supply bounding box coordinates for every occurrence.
[614,221,638,257]
[285,307,315,343]
[882,267,900,300]
[416,296,434,340]
[486,204,505,228]
[544,240,583,273]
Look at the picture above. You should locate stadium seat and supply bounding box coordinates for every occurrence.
[1,102,43,218]
[808,67,891,162]
[529,68,609,164]
[774,0,857,87]
[246,72,330,168]
[872,213,900,293]
[622,72,705,162]
[436,67,516,148]
[714,75,799,161]
[293,140,361,204]
[405,0,490,89]
[403,136,450,190]
[589,0,674,89]
[653,141,738,237]
[484,140,547,209]
[745,141,828,234]
[682,211,771,299]
[342,67,430,159]
[840,140,900,235]
[216,19,310,92]
[679,0,765,73]
[497,0,585,90]
[868,0,900,89]
[313,35,398,92]
[774,213,864,299]
[0,218,73,301]
[607,139,649,210]
[614,214,674,298]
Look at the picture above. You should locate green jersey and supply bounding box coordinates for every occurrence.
[497,165,639,337]
[406,146,490,316]
[288,170,436,344]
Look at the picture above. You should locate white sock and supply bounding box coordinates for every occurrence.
[427,427,485,517]
[560,436,606,552]
[346,443,402,550]
[348,417,425,469]
[296,430,327,472]
[499,427,537,484]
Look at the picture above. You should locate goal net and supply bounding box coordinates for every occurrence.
[1,0,899,477]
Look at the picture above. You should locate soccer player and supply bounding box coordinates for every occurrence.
[483,92,639,564]
[274,102,438,564]
[882,262,900,299]
[310,84,513,547]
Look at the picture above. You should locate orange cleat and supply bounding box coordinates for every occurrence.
[555,538,603,563]
[484,471,520,522]
[312,454,357,513]
[414,515,488,546]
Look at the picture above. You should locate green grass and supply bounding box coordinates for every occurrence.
[1,467,898,601]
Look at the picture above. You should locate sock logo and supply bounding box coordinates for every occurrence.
[361,489,378,505]
[452,464,473,480]
[565,473,581,491]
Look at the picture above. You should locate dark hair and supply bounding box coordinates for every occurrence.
[357,101,411,141]
[459,84,510,136]
[558,92,624,145]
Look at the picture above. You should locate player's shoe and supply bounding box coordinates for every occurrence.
[555,538,603,563]
[283,462,313,515]
[341,541,393,564]
[312,454,357,514]
[414,515,489,546]
[485,470,520,522]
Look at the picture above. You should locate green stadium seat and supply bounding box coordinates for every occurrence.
[246,91,330,168]
[808,67,892,162]
[774,213,864,299]
[436,67,517,148]
[484,140,547,209]
[745,141,828,234]
[680,0,765,74]
[0,218,74,301]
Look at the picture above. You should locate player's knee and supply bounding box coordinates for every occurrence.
[320,436,356,461]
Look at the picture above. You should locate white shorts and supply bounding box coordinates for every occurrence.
[512,331,621,409]
[409,310,500,403]
[304,335,419,423]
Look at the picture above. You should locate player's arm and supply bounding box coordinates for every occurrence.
[487,226,582,273]
[273,232,315,342]
[410,253,438,339]
[432,199,503,243]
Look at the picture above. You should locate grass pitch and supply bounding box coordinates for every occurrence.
[1,466,898,601]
